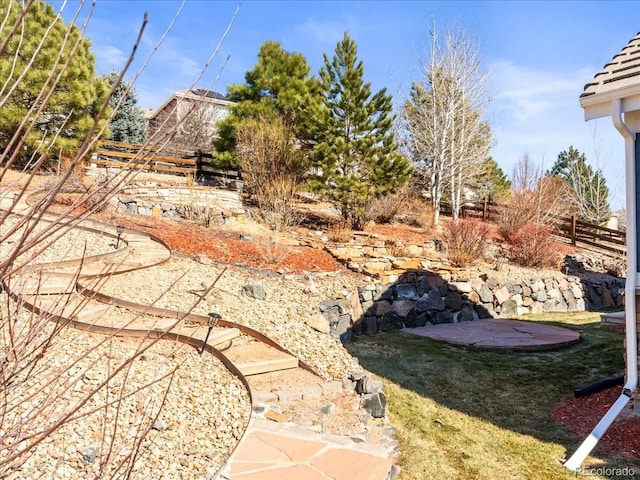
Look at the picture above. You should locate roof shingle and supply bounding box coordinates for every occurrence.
[581,32,640,99]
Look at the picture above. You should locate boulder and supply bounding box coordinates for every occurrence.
[392,299,414,317]
[499,299,518,317]
[415,290,445,312]
[396,283,419,301]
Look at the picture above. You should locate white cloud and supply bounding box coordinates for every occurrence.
[487,60,626,209]
[95,45,127,71]
[293,18,348,48]
[490,61,591,122]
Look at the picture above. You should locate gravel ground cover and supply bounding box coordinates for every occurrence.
[0,294,250,480]
[0,214,116,267]
[91,256,363,380]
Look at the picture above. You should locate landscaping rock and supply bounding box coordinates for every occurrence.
[395,283,419,301]
[306,312,330,334]
[361,392,387,418]
[478,283,494,303]
[445,290,463,310]
[500,299,518,317]
[458,305,476,322]
[81,446,97,464]
[242,283,266,300]
[391,299,414,317]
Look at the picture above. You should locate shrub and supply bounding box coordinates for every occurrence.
[385,239,408,258]
[497,173,574,238]
[403,197,435,229]
[176,203,220,228]
[367,188,411,224]
[507,223,563,268]
[327,219,353,243]
[236,116,306,230]
[253,234,292,265]
[442,218,492,267]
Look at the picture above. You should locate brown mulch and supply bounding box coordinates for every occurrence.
[103,213,346,274]
[44,197,344,274]
[552,386,640,459]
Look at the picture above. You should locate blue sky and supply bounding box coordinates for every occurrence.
[55,1,638,209]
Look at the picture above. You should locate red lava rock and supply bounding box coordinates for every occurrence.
[552,386,640,458]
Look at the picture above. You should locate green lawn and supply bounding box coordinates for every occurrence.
[347,312,639,480]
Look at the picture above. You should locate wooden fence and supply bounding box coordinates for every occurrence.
[446,201,626,255]
[554,215,625,254]
[91,144,626,254]
[91,140,242,185]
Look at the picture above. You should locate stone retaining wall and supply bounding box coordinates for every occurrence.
[111,187,243,218]
[318,272,624,343]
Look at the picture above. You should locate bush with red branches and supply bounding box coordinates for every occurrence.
[507,223,563,268]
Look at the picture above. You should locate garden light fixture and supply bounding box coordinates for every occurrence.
[116,225,124,249]
[199,312,221,355]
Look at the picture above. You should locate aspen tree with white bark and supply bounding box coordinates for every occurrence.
[403,23,492,225]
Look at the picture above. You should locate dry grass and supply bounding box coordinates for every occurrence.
[253,233,293,265]
[327,219,353,243]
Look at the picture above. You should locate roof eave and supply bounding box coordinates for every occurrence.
[580,86,640,121]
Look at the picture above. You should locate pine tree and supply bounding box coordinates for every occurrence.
[309,32,412,229]
[548,146,611,224]
[213,41,320,169]
[0,0,109,157]
[474,157,511,202]
[104,71,147,144]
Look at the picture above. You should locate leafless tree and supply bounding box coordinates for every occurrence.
[402,21,492,225]
[0,2,238,477]
[497,153,573,237]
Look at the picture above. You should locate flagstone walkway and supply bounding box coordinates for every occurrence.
[404,318,580,350]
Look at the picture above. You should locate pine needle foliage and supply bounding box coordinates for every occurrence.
[309,32,412,230]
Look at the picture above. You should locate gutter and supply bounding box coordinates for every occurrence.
[565,98,639,470]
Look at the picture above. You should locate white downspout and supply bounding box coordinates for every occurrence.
[565,98,638,471]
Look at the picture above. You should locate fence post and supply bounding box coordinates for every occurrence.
[571,214,577,246]
[195,149,202,180]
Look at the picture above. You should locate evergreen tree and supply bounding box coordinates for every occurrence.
[309,32,412,229]
[0,0,109,157]
[104,71,147,144]
[474,157,511,202]
[548,146,611,224]
[213,41,320,169]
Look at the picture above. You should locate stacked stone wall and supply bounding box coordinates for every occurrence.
[317,272,624,343]
[111,187,243,218]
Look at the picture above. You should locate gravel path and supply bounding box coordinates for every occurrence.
[0,214,117,267]
[1,221,366,479]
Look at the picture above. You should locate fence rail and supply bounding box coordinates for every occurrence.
[91,141,242,184]
[446,201,626,255]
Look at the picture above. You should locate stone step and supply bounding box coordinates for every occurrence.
[9,274,76,295]
[185,326,241,347]
[223,337,298,376]
[26,294,112,323]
